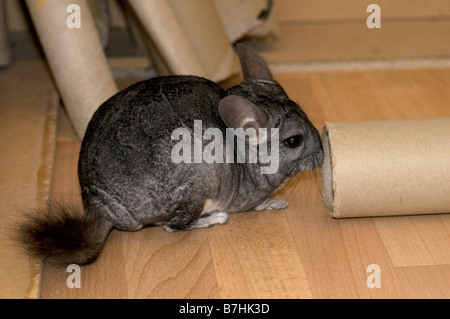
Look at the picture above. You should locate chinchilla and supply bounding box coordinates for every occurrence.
[17,44,323,267]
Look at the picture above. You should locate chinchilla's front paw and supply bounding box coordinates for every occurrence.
[255,200,288,211]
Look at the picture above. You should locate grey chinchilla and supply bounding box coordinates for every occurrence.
[17,44,323,267]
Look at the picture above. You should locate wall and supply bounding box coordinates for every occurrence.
[248,0,450,62]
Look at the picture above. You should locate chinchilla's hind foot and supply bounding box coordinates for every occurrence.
[254,199,288,211]
[163,211,229,233]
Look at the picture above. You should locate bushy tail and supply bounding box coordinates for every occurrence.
[15,203,113,268]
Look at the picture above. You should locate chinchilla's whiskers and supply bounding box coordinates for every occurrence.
[251,189,277,210]
[286,160,309,200]
[302,155,321,193]
[256,155,320,207]
[311,165,322,194]
[279,167,299,192]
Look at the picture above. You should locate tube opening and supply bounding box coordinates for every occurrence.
[320,124,334,210]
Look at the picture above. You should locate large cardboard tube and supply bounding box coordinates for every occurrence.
[127,0,239,82]
[0,0,10,67]
[167,0,239,82]
[25,0,118,139]
[127,0,207,78]
[321,118,450,218]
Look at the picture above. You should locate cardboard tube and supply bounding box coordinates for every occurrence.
[86,0,110,48]
[25,0,118,139]
[128,0,239,82]
[0,0,10,67]
[321,118,450,218]
[127,0,207,78]
[167,0,239,82]
[214,0,275,42]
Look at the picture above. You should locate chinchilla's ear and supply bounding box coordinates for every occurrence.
[236,43,273,82]
[218,95,269,144]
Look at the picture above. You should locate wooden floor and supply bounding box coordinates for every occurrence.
[40,68,450,298]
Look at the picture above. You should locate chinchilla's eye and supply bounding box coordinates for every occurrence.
[284,135,303,148]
